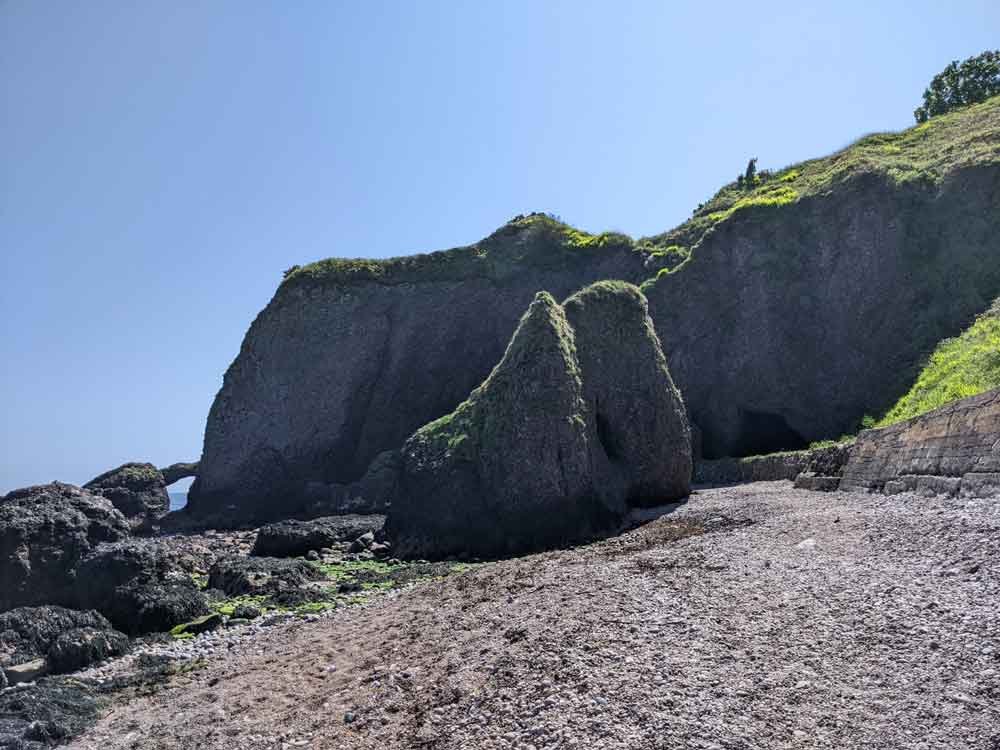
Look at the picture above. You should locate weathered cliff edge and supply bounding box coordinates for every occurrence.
[190,99,1000,521]
[838,387,1000,496]
[387,283,691,559]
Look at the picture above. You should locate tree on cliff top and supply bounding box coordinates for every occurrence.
[914,50,1000,123]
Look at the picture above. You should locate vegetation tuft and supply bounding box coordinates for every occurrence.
[875,299,1000,427]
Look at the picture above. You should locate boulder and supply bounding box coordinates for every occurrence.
[159,461,199,487]
[99,581,209,636]
[0,483,130,612]
[0,606,123,673]
[73,541,209,635]
[207,556,327,598]
[387,282,691,559]
[0,677,100,747]
[84,462,170,527]
[250,515,385,558]
[46,627,130,673]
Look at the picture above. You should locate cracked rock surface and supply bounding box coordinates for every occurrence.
[68,482,1000,750]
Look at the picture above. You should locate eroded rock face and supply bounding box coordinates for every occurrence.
[645,168,1000,458]
[0,483,130,612]
[839,387,1000,495]
[387,282,691,559]
[189,219,654,522]
[84,462,170,527]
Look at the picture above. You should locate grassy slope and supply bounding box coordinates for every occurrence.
[644,94,1000,262]
[876,298,1000,427]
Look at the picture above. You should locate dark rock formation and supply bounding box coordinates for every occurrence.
[84,462,170,527]
[207,556,327,598]
[387,282,691,559]
[159,461,199,486]
[190,218,656,522]
[73,541,209,635]
[0,606,127,677]
[0,483,130,612]
[251,515,385,558]
[45,626,130,674]
[0,678,99,748]
[189,108,1000,523]
[645,167,1000,458]
[839,388,1000,496]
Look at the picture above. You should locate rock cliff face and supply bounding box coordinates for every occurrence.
[839,387,1000,496]
[190,99,1000,521]
[645,167,1000,458]
[387,282,690,559]
[190,219,655,520]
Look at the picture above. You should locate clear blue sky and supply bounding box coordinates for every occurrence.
[2,1,997,493]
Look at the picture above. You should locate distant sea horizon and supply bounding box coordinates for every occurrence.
[168,491,187,512]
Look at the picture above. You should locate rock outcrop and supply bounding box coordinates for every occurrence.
[189,218,656,522]
[190,101,1000,522]
[0,483,130,612]
[159,461,199,487]
[84,462,170,526]
[839,387,1000,496]
[251,515,385,558]
[73,541,209,635]
[387,282,691,559]
[0,606,129,679]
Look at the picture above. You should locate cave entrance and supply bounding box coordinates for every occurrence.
[733,408,807,457]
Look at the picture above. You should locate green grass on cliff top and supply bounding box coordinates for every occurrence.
[278,213,638,291]
[875,298,1000,428]
[278,96,1000,292]
[647,94,1000,252]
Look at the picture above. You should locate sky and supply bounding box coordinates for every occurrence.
[2,1,998,493]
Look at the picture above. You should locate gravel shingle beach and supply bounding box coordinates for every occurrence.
[68,481,1000,749]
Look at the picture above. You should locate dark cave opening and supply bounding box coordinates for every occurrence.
[732,408,808,457]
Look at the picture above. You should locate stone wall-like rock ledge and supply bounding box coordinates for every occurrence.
[838,387,1000,497]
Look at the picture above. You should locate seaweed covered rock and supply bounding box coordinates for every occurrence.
[0,606,126,675]
[84,462,170,527]
[207,556,327,598]
[45,626,130,674]
[0,678,100,748]
[0,483,130,612]
[388,282,691,559]
[73,541,209,635]
[251,515,385,557]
